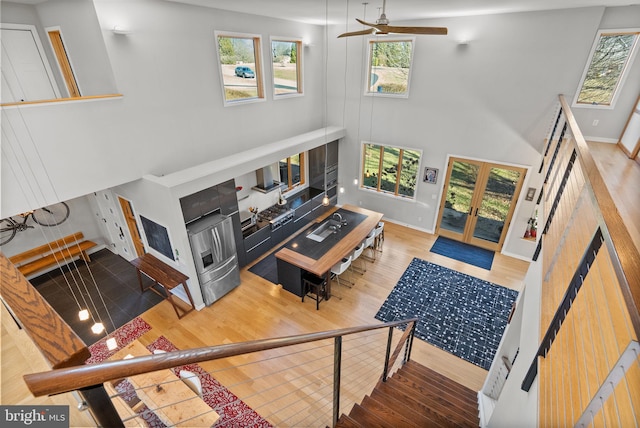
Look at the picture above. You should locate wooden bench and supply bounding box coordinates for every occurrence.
[9,232,97,277]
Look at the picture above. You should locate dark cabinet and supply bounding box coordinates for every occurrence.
[244,226,272,264]
[326,140,338,168]
[180,186,220,223]
[218,179,238,215]
[293,199,312,231]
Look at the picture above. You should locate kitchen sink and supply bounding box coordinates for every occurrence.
[306,219,342,242]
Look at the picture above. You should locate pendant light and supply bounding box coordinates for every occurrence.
[322,0,330,207]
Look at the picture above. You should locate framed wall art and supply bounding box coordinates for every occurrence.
[423,167,438,184]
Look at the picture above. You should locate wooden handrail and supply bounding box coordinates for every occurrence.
[0,94,123,107]
[24,318,418,397]
[0,252,90,368]
[559,95,640,335]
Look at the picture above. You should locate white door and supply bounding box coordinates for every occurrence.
[1,26,60,103]
[91,190,136,260]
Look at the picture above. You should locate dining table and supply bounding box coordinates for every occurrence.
[108,340,220,427]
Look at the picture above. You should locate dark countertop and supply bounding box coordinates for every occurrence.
[283,209,367,260]
[285,187,324,209]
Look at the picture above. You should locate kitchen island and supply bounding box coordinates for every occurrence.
[275,204,383,299]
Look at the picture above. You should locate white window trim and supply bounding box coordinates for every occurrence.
[572,28,640,110]
[45,25,83,98]
[214,30,266,107]
[364,36,415,99]
[359,140,423,200]
[270,36,304,99]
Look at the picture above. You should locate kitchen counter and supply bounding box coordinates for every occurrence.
[284,187,324,210]
[275,204,383,298]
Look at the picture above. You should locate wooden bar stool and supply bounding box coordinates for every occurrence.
[302,272,327,310]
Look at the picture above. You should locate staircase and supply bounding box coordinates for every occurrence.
[336,360,480,427]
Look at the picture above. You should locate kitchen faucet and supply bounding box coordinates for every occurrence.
[333,212,347,227]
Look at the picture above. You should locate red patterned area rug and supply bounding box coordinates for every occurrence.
[115,336,273,428]
[85,317,152,364]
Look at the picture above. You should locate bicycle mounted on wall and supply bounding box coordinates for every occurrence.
[0,202,70,245]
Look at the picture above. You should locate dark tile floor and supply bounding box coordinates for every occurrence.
[29,249,163,345]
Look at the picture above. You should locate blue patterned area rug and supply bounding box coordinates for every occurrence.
[375,258,518,370]
[430,236,495,270]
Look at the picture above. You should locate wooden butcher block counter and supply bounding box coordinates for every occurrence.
[275,204,383,299]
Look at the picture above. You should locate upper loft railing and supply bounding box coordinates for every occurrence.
[522,95,640,426]
[0,94,123,108]
[1,250,417,427]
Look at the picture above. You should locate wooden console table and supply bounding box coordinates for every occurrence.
[130,254,195,319]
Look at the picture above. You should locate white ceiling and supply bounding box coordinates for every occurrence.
[166,0,640,24]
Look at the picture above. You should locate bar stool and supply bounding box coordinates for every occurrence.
[302,272,327,310]
[362,229,377,262]
[331,255,353,288]
[349,242,366,275]
[374,221,385,252]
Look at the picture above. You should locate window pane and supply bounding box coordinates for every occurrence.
[290,154,301,185]
[380,147,399,193]
[399,149,420,197]
[218,35,262,102]
[577,32,639,106]
[363,144,381,190]
[279,159,289,187]
[368,40,413,95]
[272,40,301,96]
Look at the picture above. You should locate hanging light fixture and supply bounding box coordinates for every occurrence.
[106,337,118,351]
[78,309,90,321]
[91,322,105,334]
[322,0,330,207]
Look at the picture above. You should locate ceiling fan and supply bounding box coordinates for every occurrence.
[338,0,448,38]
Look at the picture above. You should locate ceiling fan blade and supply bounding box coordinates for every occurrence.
[355,18,378,28]
[382,25,448,35]
[337,28,376,38]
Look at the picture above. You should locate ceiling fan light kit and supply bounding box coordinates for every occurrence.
[338,0,448,38]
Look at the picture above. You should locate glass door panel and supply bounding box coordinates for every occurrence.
[471,167,522,244]
[439,160,481,237]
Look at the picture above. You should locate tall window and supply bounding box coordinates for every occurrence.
[271,38,303,97]
[280,153,305,190]
[574,29,640,108]
[366,38,414,97]
[361,143,421,199]
[216,32,264,105]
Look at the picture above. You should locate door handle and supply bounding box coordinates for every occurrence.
[474,208,479,217]
[468,207,473,215]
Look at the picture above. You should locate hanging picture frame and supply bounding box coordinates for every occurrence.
[423,167,438,184]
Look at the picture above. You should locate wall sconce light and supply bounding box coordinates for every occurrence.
[112,25,132,35]
[353,178,359,186]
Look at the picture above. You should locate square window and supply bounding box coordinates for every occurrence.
[574,29,640,108]
[216,32,264,105]
[271,38,303,97]
[366,38,414,97]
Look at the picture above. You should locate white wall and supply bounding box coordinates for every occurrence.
[327,6,620,257]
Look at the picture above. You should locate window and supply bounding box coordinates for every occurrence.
[280,153,305,190]
[271,38,303,97]
[47,28,80,98]
[361,143,421,199]
[574,29,640,108]
[366,38,414,97]
[216,32,264,104]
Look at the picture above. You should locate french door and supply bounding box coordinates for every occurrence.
[436,157,526,251]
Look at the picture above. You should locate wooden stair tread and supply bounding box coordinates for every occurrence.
[383,376,478,427]
[399,364,478,404]
[403,360,478,400]
[370,388,457,428]
[336,414,364,428]
[349,403,390,428]
[361,395,421,427]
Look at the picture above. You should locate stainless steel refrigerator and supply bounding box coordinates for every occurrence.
[187,213,240,306]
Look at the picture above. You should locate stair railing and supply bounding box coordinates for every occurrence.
[520,94,640,426]
[22,309,417,427]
